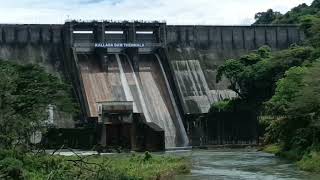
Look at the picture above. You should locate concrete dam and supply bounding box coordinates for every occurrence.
[0,21,304,150]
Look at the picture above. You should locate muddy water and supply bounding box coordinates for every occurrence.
[175,149,320,180]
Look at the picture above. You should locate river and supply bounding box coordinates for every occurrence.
[174,149,320,180]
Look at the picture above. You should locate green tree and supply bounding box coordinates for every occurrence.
[0,62,21,148]
[266,66,308,115]
[300,15,320,47]
[0,60,78,149]
[311,0,320,8]
[216,46,313,106]
[289,61,320,128]
[264,61,320,149]
[254,9,282,24]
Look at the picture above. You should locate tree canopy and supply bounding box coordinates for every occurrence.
[0,60,78,149]
[216,45,313,107]
[254,9,282,24]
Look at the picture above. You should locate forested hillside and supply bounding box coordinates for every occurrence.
[214,0,320,172]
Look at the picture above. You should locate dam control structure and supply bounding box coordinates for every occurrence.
[0,21,304,150]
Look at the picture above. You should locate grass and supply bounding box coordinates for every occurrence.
[297,151,320,172]
[262,144,320,173]
[0,150,190,180]
[262,144,282,154]
[88,153,191,179]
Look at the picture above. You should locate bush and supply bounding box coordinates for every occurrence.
[0,150,24,161]
[290,128,314,150]
[0,157,24,179]
[278,149,304,161]
[143,151,152,161]
[263,144,282,154]
[298,151,320,172]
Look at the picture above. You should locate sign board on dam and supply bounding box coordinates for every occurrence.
[94,43,146,48]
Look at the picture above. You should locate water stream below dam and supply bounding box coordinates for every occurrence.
[174,149,320,180]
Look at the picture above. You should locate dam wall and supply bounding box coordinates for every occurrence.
[0,24,62,44]
[0,22,305,148]
[0,24,63,74]
[0,23,304,122]
[167,25,303,49]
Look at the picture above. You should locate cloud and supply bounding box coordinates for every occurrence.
[0,0,313,25]
[79,0,121,5]
[79,0,106,4]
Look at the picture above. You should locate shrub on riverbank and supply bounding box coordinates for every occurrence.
[0,150,190,179]
[262,144,281,154]
[262,144,320,173]
[298,151,320,172]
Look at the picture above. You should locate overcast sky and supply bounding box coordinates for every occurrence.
[0,0,313,25]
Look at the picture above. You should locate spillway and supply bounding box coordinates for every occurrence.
[135,54,182,147]
[78,53,188,148]
[172,60,237,113]
[78,54,126,117]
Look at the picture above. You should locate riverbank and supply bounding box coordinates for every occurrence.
[193,144,259,150]
[176,149,320,180]
[262,144,320,173]
[0,150,190,179]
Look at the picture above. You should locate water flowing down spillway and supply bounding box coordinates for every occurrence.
[115,54,138,112]
[134,55,179,147]
[172,60,237,114]
[78,53,188,148]
[120,54,188,147]
[78,54,126,117]
[155,54,189,147]
[119,54,152,121]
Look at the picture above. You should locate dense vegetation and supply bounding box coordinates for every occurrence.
[0,61,78,150]
[0,150,189,180]
[215,0,320,172]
